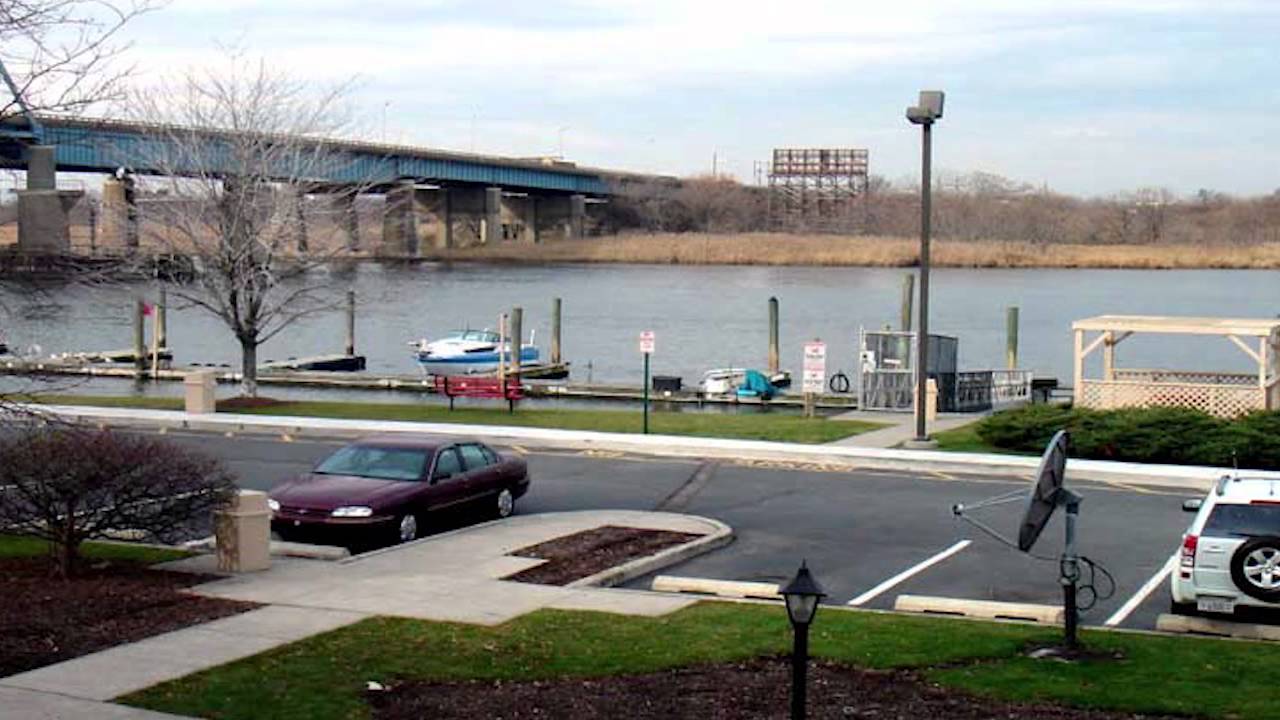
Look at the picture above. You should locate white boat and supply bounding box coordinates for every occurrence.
[411,329,540,376]
[698,367,793,396]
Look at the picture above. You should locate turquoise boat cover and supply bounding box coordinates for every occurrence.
[736,369,776,399]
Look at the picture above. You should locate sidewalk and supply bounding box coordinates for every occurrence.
[0,510,728,718]
[826,409,978,448]
[34,403,1274,490]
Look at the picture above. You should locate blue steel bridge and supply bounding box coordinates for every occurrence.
[2,115,669,254]
[2,115,619,195]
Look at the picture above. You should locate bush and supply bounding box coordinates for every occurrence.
[0,424,236,576]
[975,405,1280,469]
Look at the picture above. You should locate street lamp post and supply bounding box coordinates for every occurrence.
[781,561,827,720]
[905,90,945,445]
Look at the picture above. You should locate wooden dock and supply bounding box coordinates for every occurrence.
[0,359,859,410]
[260,354,367,372]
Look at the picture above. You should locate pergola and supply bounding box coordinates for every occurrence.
[1072,315,1280,418]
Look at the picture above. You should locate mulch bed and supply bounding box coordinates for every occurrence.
[366,656,1177,720]
[217,395,285,410]
[503,525,703,586]
[0,558,259,677]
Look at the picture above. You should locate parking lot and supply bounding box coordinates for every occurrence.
[175,429,1200,631]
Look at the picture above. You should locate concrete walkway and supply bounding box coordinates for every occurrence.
[0,510,727,718]
[827,410,979,448]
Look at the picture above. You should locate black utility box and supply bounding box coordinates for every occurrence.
[652,375,683,393]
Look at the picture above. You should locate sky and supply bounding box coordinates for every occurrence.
[110,0,1280,197]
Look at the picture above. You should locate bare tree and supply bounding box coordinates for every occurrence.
[0,0,160,122]
[0,424,235,577]
[124,53,370,396]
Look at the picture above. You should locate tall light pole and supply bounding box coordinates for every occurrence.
[906,90,945,445]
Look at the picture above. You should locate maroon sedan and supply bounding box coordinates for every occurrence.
[268,436,530,545]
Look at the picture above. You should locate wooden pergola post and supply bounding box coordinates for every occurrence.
[1073,329,1084,405]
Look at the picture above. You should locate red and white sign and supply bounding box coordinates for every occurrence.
[639,330,656,354]
[802,340,827,394]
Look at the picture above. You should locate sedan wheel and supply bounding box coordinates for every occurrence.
[397,514,419,543]
[496,488,515,519]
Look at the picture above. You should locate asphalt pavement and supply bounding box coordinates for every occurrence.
[160,428,1193,631]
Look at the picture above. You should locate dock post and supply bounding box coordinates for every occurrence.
[157,287,168,349]
[498,313,507,389]
[1006,306,1019,369]
[346,290,356,357]
[900,274,915,332]
[133,298,146,374]
[551,297,562,365]
[510,307,524,377]
[768,296,779,375]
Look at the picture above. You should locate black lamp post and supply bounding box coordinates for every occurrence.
[781,561,827,720]
[905,90,945,445]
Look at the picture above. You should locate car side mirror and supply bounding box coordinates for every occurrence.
[1182,498,1203,513]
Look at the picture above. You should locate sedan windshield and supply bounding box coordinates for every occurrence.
[314,445,429,481]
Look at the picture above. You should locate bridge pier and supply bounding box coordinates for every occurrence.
[380,182,419,257]
[535,193,587,242]
[16,146,82,254]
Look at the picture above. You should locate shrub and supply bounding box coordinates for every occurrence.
[975,405,1280,470]
[0,424,236,576]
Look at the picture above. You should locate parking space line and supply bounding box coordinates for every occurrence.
[847,539,972,606]
[1104,552,1178,627]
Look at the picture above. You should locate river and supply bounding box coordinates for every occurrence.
[2,263,1277,392]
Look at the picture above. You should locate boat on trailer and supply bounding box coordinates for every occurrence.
[411,329,539,376]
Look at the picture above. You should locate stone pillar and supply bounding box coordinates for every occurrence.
[380,182,418,257]
[338,193,360,252]
[446,187,486,247]
[411,188,449,250]
[99,178,128,249]
[525,196,539,244]
[17,146,78,253]
[484,187,502,245]
[570,194,586,239]
[26,146,56,190]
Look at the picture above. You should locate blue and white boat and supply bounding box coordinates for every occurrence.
[411,329,540,376]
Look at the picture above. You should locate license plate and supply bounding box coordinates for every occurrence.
[1197,596,1235,614]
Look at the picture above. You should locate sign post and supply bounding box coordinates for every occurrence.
[802,340,827,418]
[640,331,655,433]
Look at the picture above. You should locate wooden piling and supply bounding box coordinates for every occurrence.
[900,274,915,332]
[345,289,356,357]
[497,313,507,388]
[551,297,562,364]
[157,286,168,349]
[133,298,145,373]
[1006,306,1020,369]
[510,306,524,376]
[768,296,779,375]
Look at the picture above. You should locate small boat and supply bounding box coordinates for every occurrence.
[698,368,790,398]
[411,329,539,376]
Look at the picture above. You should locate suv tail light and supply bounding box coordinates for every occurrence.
[1180,534,1198,571]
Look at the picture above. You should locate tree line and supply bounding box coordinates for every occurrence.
[604,172,1280,245]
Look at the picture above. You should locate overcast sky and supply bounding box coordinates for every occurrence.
[117,0,1280,197]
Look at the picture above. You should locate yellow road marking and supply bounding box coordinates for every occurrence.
[509,444,529,455]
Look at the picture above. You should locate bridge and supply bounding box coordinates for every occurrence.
[1,115,663,255]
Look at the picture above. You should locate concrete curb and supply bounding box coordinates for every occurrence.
[32,404,1280,490]
[566,517,734,589]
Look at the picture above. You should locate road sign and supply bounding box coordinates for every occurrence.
[639,330,655,354]
[802,340,826,394]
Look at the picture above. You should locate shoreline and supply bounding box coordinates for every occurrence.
[415,232,1280,270]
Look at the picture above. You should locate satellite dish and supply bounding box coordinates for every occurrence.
[1018,429,1069,552]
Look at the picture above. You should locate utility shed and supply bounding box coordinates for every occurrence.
[1072,315,1280,418]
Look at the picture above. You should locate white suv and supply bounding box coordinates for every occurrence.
[1170,475,1280,616]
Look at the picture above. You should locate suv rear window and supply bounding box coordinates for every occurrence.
[1203,504,1280,538]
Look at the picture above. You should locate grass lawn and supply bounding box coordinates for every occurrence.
[35,394,883,444]
[121,602,1280,720]
[930,421,1035,456]
[0,533,191,565]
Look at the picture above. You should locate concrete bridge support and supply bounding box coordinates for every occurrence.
[380,182,419,257]
[16,146,82,253]
[536,193,586,243]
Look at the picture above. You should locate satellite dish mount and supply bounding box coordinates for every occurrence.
[953,429,1086,650]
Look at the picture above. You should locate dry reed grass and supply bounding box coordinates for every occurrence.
[424,232,1280,269]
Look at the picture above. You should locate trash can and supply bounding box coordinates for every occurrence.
[215,490,271,573]
[184,370,217,414]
